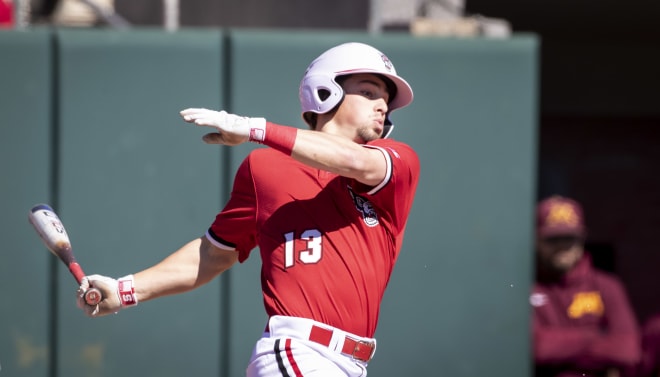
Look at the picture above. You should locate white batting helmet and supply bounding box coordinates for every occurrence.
[299,42,414,138]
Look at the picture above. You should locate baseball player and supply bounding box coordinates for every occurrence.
[77,42,419,376]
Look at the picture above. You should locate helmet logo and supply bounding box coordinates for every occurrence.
[381,54,393,72]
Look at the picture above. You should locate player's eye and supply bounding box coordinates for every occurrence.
[359,89,375,98]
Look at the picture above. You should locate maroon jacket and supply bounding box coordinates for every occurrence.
[638,314,660,377]
[531,254,641,377]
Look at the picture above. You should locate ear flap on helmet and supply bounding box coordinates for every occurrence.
[299,74,343,114]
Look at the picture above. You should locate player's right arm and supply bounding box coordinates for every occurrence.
[133,236,238,301]
[78,236,238,317]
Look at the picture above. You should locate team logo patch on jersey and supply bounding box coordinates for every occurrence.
[567,291,604,318]
[348,186,379,227]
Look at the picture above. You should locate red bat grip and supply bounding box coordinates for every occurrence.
[69,262,102,305]
[68,262,85,284]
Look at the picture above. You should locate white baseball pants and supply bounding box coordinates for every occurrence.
[246,316,375,377]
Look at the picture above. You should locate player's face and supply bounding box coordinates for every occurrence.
[334,74,390,143]
[536,235,584,273]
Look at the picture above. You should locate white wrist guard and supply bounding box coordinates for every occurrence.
[117,275,138,307]
[246,117,267,142]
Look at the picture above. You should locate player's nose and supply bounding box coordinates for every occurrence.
[374,97,388,115]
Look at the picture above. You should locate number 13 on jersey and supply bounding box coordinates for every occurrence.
[284,229,322,268]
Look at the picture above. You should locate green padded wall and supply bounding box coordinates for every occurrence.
[55,29,225,377]
[372,36,537,377]
[227,30,538,377]
[0,29,53,377]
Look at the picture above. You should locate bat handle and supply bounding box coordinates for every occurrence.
[83,288,103,306]
[68,262,86,284]
[69,262,104,305]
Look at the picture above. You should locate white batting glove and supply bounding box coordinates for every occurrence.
[77,274,138,317]
[180,108,266,146]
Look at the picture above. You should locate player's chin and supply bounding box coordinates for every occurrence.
[357,126,382,142]
[358,133,378,144]
[371,129,384,141]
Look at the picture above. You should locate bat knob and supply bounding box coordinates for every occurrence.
[84,288,102,306]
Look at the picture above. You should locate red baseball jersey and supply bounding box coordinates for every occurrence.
[207,138,420,337]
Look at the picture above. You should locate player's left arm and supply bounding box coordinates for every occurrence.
[179,108,394,187]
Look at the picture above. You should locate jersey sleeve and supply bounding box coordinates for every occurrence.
[206,154,258,263]
[580,274,641,370]
[355,138,420,233]
[532,311,600,364]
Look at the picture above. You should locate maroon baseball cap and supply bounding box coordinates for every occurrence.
[536,195,586,238]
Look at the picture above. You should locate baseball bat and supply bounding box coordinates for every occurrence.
[28,204,102,306]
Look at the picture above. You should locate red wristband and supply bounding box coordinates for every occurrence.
[252,122,297,155]
[118,275,138,307]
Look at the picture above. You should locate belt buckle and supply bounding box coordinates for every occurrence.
[351,339,375,362]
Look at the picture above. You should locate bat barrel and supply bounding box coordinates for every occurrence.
[28,203,75,263]
[28,203,103,306]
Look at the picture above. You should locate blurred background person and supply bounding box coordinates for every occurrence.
[530,195,641,377]
[639,313,660,377]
